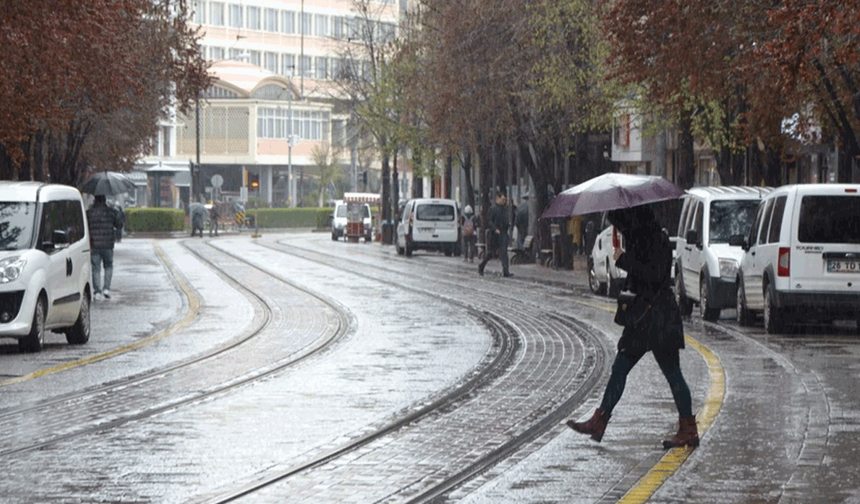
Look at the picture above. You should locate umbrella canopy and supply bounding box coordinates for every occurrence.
[80,171,136,196]
[541,173,685,219]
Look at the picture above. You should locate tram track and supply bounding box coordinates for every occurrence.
[0,236,614,503]
[193,237,613,503]
[0,240,349,458]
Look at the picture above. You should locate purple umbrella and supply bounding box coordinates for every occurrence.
[541,173,685,219]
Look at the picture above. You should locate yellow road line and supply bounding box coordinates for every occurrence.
[568,295,726,503]
[0,243,199,388]
[617,334,725,503]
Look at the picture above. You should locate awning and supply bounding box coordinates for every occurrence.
[343,192,381,204]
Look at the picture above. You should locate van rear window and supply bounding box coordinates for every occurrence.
[416,204,455,221]
[798,195,860,243]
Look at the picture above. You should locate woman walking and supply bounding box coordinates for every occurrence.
[567,205,699,449]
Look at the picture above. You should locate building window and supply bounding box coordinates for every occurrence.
[301,55,312,78]
[229,48,245,61]
[228,4,243,28]
[315,57,327,79]
[282,54,296,76]
[264,52,279,73]
[330,58,342,79]
[301,12,312,36]
[315,14,329,37]
[210,2,225,26]
[332,16,344,39]
[210,46,225,60]
[247,6,261,30]
[248,50,261,67]
[264,8,278,32]
[192,1,204,24]
[161,126,172,157]
[281,11,295,34]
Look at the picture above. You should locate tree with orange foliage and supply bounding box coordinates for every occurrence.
[0,0,209,184]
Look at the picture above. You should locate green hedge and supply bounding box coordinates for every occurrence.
[126,208,186,232]
[125,206,337,232]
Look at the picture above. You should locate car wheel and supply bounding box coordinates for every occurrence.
[736,277,753,326]
[405,241,413,257]
[66,290,91,345]
[331,231,338,241]
[19,295,46,353]
[764,287,784,334]
[699,275,720,321]
[588,259,603,294]
[444,244,453,257]
[675,269,694,316]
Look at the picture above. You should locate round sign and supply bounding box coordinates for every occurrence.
[211,174,223,188]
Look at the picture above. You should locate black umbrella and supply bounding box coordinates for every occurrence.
[541,173,685,219]
[80,171,136,196]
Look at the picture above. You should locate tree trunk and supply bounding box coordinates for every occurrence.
[677,112,696,189]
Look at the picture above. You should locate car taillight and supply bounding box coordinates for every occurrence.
[612,227,620,249]
[777,247,790,276]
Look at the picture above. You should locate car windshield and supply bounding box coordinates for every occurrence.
[416,203,455,221]
[709,200,760,243]
[335,205,347,217]
[798,195,860,243]
[0,202,36,250]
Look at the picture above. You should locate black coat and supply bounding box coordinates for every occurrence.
[87,203,122,250]
[485,203,509,250]
[611,208,684,352]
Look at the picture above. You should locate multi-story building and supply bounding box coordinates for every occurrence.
[132,0,401,209]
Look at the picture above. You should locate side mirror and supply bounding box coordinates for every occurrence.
[685,229,700,248]
[729,234,749,251]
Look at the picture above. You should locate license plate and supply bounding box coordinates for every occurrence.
[827,259,859,273]
[418,227,433,233]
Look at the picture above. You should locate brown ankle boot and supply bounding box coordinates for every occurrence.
[566,408,611,442]
[663,415,699,449]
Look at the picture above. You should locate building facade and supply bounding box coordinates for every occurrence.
[133,0,401,208]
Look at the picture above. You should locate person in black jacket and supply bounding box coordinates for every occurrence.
[478,190,513,277]
[87,195,123,300]
[566,204,698,448]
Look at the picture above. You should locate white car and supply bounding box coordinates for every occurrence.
[588,212,626,296]
[733,184,860,333]
[0,182,92,352]
[674,186,771,320]
[396,198,459,257]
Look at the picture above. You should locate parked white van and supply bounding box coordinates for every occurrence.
[732,184,860,333]
[674,186,771,320]
[0,182,92,352]
[396,198,459,257]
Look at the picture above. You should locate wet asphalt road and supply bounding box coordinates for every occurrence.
[0,232,859,503]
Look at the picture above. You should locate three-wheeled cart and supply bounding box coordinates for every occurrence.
[343,192,380,243]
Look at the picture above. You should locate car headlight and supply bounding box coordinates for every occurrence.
[719,258,738,280]
[0,257,26,283]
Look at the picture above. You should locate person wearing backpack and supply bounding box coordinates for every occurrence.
[461,205,478,263]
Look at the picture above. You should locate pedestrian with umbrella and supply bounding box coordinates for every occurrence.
[548,173,699,449]
[81,172,130,300]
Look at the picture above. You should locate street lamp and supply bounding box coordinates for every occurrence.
[286,68,297,208]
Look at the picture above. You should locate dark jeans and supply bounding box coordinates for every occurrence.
[479,232,509,274]
[599,346,693,417]
[463,235,477,260]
